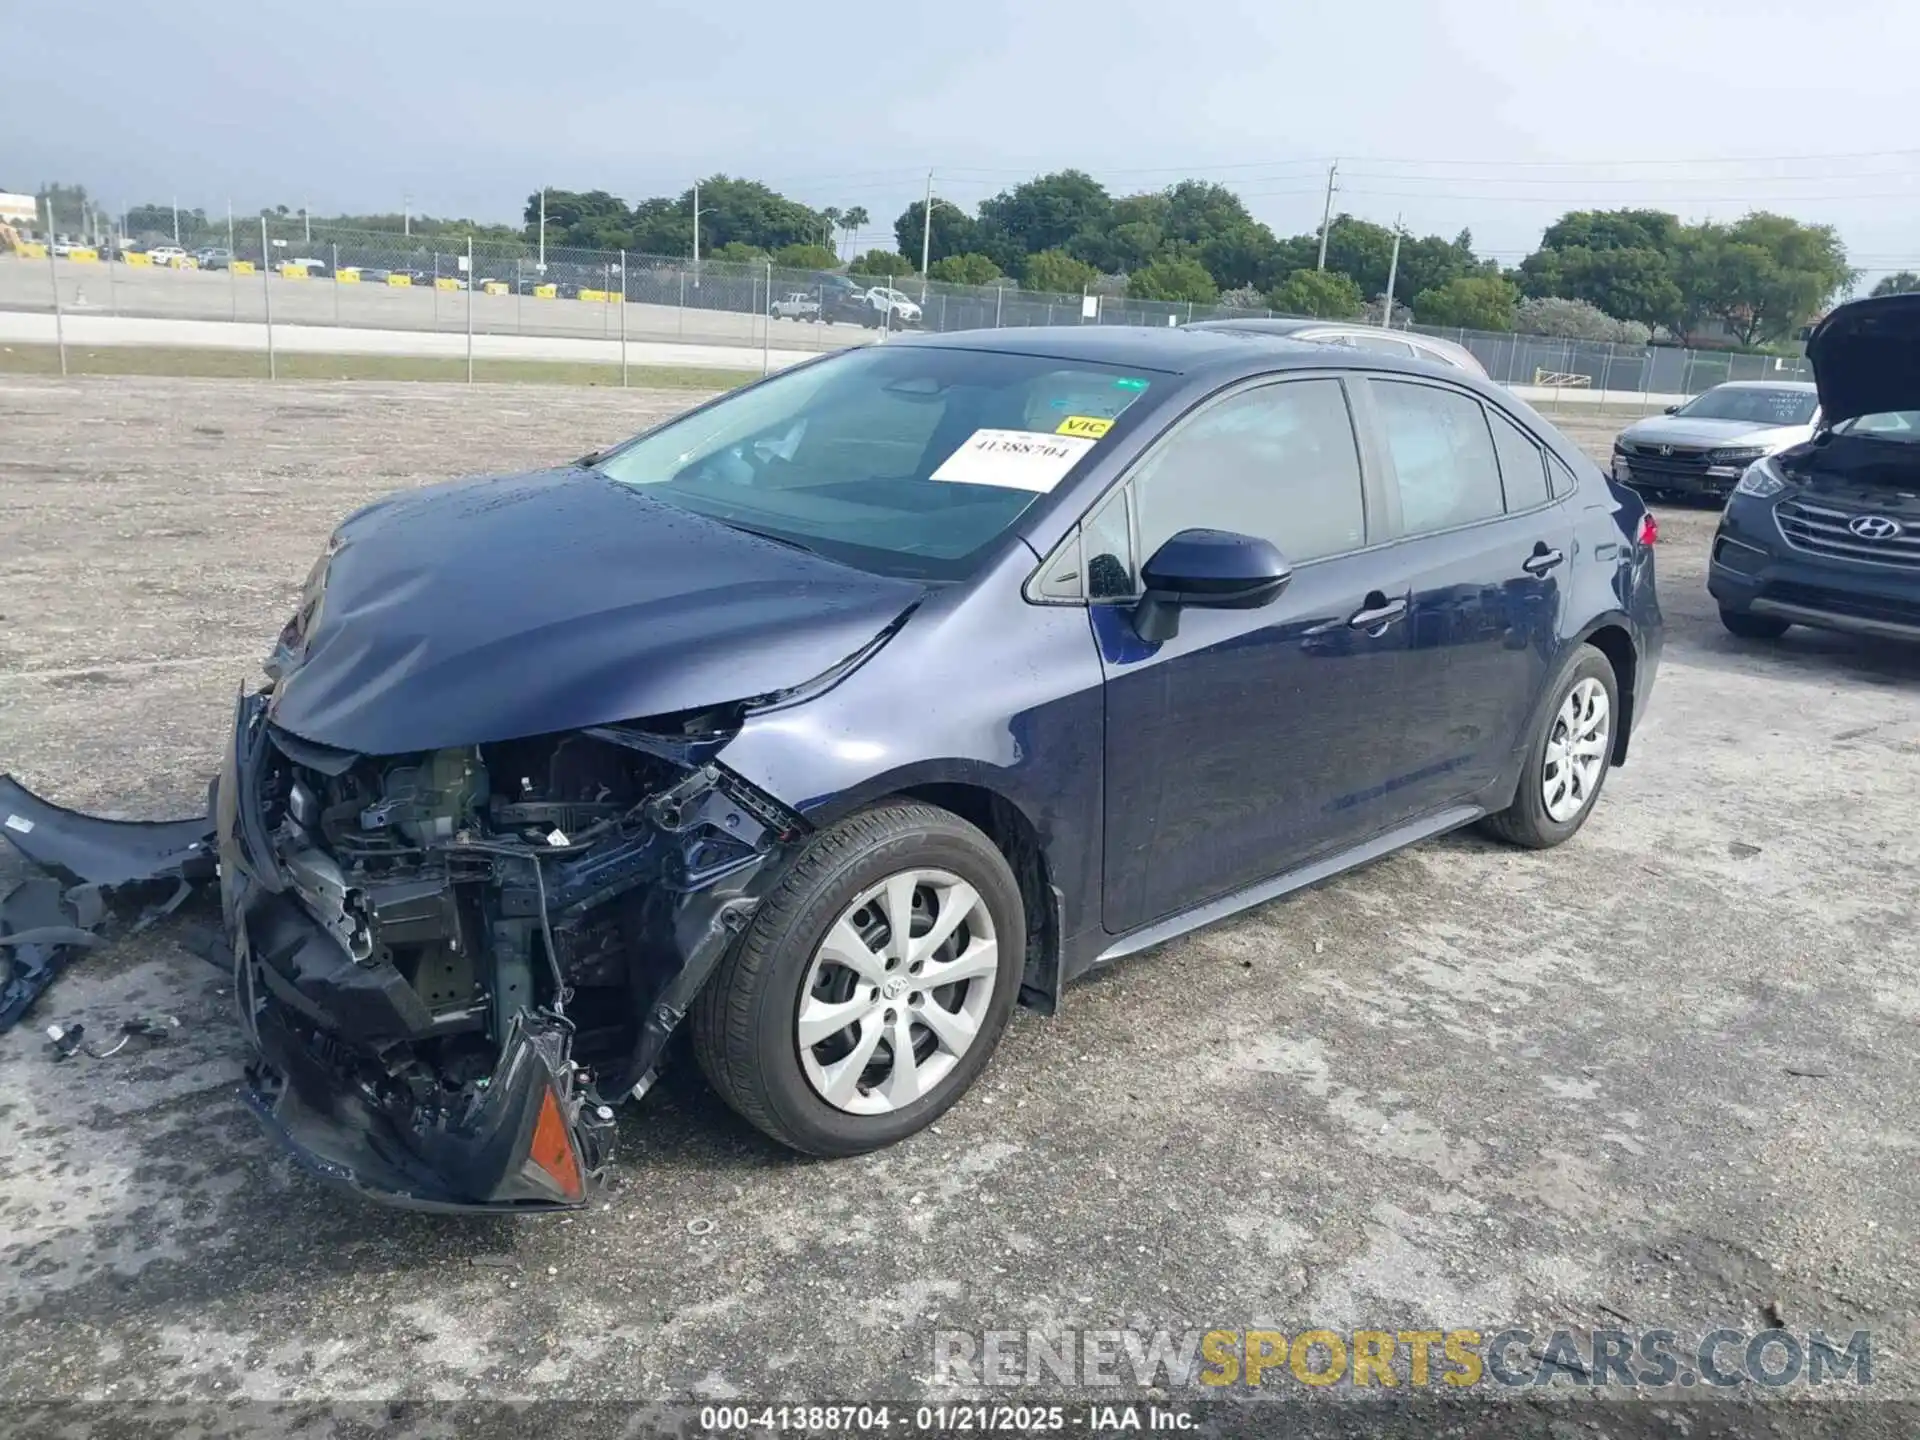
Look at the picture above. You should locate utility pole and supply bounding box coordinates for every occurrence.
[404,192,412,238]
[691,180,703,288]
[227,199,234,253]
[1315,160,1338,270]
[537,187,546,269]
[172,196,180,244]
[919,169,933,297]
[303,203,311,245]
[1381,216,1403,329]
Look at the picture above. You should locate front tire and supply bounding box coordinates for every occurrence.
[690,802,1024,1156]
[1481,645,1619,849]
[1719,606,1790,640]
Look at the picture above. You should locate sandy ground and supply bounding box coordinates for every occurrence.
[1,376,1917,1430]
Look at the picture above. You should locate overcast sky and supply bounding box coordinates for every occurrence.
[7,0,1919,282]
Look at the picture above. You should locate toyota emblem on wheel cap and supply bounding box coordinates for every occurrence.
[1849,515,1903,540]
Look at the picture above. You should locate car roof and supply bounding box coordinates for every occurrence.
[896,324,1328,374]
[1184,317,1320,337]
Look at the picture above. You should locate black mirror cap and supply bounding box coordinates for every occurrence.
[1133,529,1292,643]
[1664,404,1680,414]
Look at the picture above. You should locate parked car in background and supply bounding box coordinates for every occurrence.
[145,245,188,267]
[818,275,875,325]
[864,285,923,327]
[195,247,234,271]
[1185,317,1489,377]
[771,290,822,321]
[1612,381,1820,501]
[1709,294,1920,644]
[288,256,330,276]
[203,324,1659,1209]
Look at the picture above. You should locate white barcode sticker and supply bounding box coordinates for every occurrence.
[929,429,1096,493]
[4,814,33,835]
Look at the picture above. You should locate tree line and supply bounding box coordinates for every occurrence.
[49,169,1906,347]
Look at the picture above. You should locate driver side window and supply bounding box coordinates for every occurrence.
[1129,378,1368,567]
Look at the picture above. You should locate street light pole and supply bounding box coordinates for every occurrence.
[172,195,180,245]
[919,169,933,297]
[1381,216,1402,329]
[538,187,546,269]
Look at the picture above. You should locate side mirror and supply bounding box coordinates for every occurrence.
[1663,404,1680,414]
[1133,528,1292,644]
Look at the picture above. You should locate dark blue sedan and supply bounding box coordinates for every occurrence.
[213,325,1662,1209]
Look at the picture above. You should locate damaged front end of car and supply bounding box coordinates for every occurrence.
[218,689,805,1212]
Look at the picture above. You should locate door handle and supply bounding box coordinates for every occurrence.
[1522,547,1566,576]
[1347,595,1409,631]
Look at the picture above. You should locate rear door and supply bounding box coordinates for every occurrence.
[1363,379,1575,814]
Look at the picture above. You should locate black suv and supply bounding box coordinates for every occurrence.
[1711,294,1920,643]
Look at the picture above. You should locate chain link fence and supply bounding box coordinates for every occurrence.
[2,223,1813,398]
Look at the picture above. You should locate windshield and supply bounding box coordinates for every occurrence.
[1833,410,1920,442]
[594,346,1154,579]
[1674,387,1817,425]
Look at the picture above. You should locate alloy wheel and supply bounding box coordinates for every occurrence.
[1541,677,1610,823]
[796,868,998,1115]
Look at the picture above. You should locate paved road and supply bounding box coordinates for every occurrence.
[1,377,1915,1428]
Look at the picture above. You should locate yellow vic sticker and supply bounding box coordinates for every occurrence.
[1057,415,1114,439]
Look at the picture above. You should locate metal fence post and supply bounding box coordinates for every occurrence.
[678,269,686,339]
[260,215,276,380]
[994,284,1003,328]
[465,237,474,385]
[619,248,628,387]
[762,260,772,375]
[1599,343,1615,401]
[46,240,67,377]
[332,242,339,323]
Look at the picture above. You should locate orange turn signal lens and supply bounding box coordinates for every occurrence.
[528,1086,584,1201]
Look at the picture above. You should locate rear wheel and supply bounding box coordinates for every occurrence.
[1719,606,1791,640]
[1481,646,1619,849]
[690,803,1024,1155]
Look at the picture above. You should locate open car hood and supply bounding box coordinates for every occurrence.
[268,467,923,755]
[1806,292,1920,426]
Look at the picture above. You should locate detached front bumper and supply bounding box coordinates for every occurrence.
[217,694,613,1212]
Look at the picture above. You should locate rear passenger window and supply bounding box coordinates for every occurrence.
[1488,409,1552,511]
[1370,380,1506,534]
[1131,378,1366,565]
[1548,456,1578,497]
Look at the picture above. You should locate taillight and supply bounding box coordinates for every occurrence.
[1638,512,1659,547]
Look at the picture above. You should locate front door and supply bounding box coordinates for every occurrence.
[1095,376,1411,934]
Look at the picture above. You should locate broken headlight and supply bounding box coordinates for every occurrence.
[271,532,342,673]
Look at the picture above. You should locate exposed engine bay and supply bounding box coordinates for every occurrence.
[218,694,805,1210]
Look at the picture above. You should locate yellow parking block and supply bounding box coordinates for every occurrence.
[434,276,459,291]
[176,257,199,270]
[337,268,360,283]
[278,262,310,279]
[533,283,557,299]
[482,280,508,296]
[124,251,153,266]
[387,273,412,287]
[578,288,610,303]
[231,260,255,275]
[17,242,48,259]
[69,248,99,263]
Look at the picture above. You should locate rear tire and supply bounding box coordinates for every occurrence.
[1480,645,1619,850]
[1719,606,1790,640]
[690,802,1024,1156]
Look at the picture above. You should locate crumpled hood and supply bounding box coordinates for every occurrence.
[1619,416,1808,450]
[1807,292,1920,425]
[267,468,923,755]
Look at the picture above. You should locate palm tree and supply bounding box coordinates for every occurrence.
[819,207,842,254]
[839,206,869,263]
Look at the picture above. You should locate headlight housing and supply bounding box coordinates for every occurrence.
[1709,445,1770,466]
[1732,457,1788,499]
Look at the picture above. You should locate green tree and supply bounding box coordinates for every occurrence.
[35,182,91,234]
[1539,208,1682,255]
[770,243,840,270]
[1870,270,1920,297]
[527,189,631,250]
[927,252,1003,285]
[1271,268,1364,318]
[838,206,870,257]
[1318,215,1401,299]
[977,170,1112,262]
[1128,254,1218,303]
[847,248,915,279]
[711,240,766,261]
[1518,244,1682,330]
[1514,296,1650,344]
[1411,274,1519,331]
[1674,213,1853,346]
[893,198,978,266]
[1022,248,1101,294]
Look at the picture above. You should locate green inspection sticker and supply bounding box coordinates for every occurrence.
[1114,377,1150,391]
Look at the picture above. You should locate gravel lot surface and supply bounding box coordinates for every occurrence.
[2,376,1916,1433]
